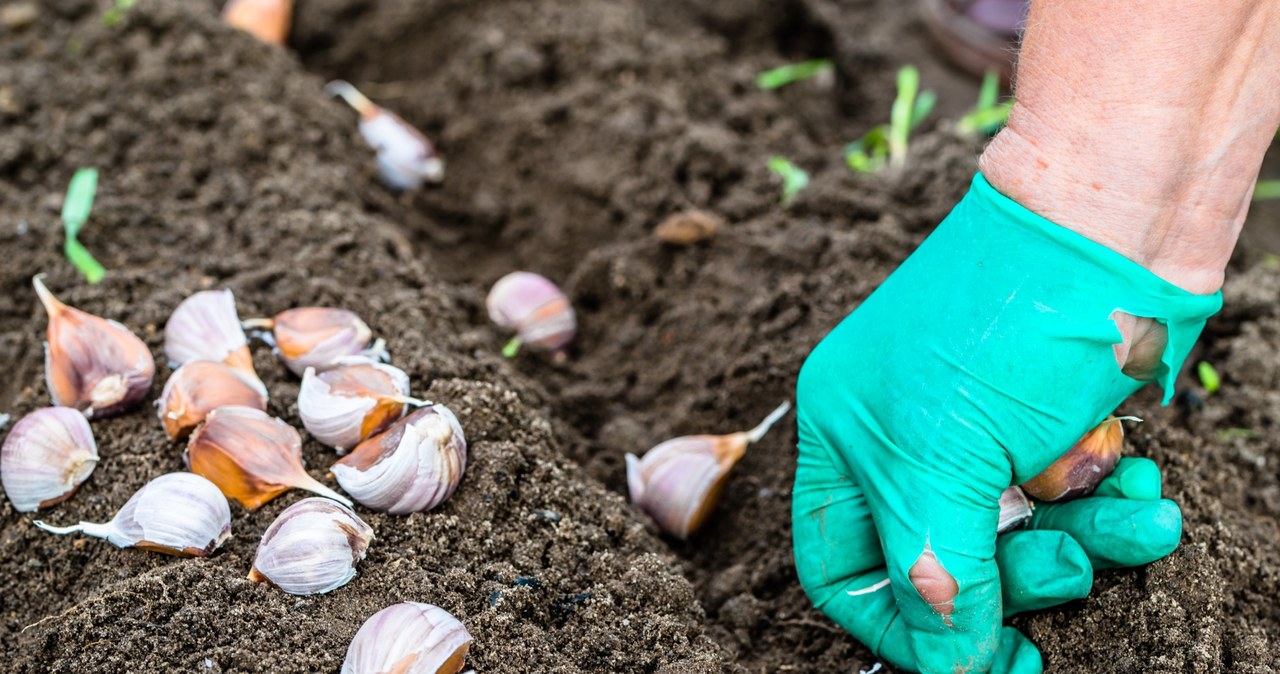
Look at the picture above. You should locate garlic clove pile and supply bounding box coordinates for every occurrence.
[298,364,428,453]
[164,289,263,387]
[33,472,232,557]
[485,272,576,357]
[222,0,292,45]
[342,602,473,674]
[185,405,352,510]
[157,360,269,440]
[325,80,445,190]
[35,276,155,418]
[248,497,374,595]
[244,307,385,376]
[1023,416,1140,502]
[331,404,467,515]
[1,407,98,512]
[627,401,791,539]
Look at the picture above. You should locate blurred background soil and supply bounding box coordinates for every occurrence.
[0,0,1278,672]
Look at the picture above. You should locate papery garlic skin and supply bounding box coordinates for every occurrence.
[485,272,576,352]
[298,364,422,452]
[325,80,445,190]
[186,405,352,509]
[248,497,374,595]
[1,407,98,512]
[258,308,383,376]
[997,486,1033,533]
[332,404,466,515]
[164,289,262,386]
[342,602,473,674]
[222,0,292,45]
[158,360,269,440]
[34,472,232,557]
[1023,416,1138,502]
[36,277,155,418]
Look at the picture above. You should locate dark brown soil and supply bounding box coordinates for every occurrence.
[1,0,1278,672]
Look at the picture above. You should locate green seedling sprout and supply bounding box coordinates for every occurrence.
[1216,427,1258,441]
[756,59,834,91]
[103,0,139,26]
[61,168,106,284]
[845,65,935,173]
[957,70,1013,137]
[1254,180,1280,201]
[1197,361,1221,394]
[502,336,522,359]
[767,157,810,207]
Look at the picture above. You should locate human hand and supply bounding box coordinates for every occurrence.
[791,173,1221,673]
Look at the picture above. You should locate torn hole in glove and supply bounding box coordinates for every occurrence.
[1110,310,1169,382]
[909,542,958,627]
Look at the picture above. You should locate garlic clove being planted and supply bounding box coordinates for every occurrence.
[342,602,473,674]
[331,404,466,515]
[248,497,374,595]
[1022,416,1140,502]
[325,80,445,190]
[298,364,429,453]
[222,0,292,45]
[33,472,232,557]
[485,272,576,357]
[164,289,263,387]
[626,401,791,539]
[157,361,269,440]
[185,405,352,510]
[244,307,386,376]
[1,407,98,512]
[35,276,155,418]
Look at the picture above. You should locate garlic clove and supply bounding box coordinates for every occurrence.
[331,404,466,515]
[34,472,232,557]
[1022,416,1140,502]
[298,364,428,453]
[627,401,791,539]
[221,0,292,45]
[996,486,1033,532]
[245,307,385,376]
[654,209,722,246]
[342,602,472,674]
[485,272,576,356]
[325,80,446,190]
[185,405,352,510]
[164,289,263,388]
[35,276,155,418]
[247,497,374,595]
[1,407,98,512]
[157,361,269,440]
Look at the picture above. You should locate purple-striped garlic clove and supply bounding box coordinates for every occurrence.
[35,276,155,418]
[1,407,98,512]
[325,80,445,190]
[243,307,385,376]
[298,364,428,453]
[342,602,472,674]
[34,472,232,557]
[626,401,791,539]
[164,289,263,387]
[485,272,576,357]
[248,497,374,595]
[331,404,467,515]
[157,360,268,440]
[1023,416,1140,502]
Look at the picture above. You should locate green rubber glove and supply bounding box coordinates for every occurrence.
[792,173,1221,673]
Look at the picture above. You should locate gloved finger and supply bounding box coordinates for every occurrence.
[1028,497,1181,569]
[1092,457,1162,500]
[996,530,1093,617]
[990,627,1044,674]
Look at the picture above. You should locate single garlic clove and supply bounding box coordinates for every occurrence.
[627,401,791,539]
[996,486,1033,533]
[247,497,374,595]
[34,472,232,557]
[331,404,467,515]
[35,276,155,418]
[164,289,263,387]
[245,307,385,376]
[185,405,352,510]
[485,272,576,356]
[221,0,292,45]
[342,602,472,674]
[1023,416,1140,502]
[325,80,446,190]
[1,407,98,512]
[654,209,722,246]
[298,364,428,453]
[157,361,269,440]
